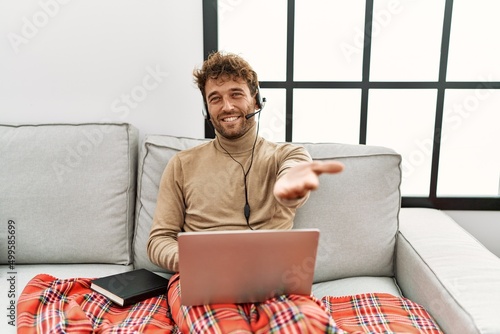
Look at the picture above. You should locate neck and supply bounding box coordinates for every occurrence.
[214,122,258,154]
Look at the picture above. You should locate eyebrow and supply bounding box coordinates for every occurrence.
[207,87,245,101]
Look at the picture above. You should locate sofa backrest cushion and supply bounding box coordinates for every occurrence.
[134,135,401,282]
[294,142,401,282]
[0,123,138,265]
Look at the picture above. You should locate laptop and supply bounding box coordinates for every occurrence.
[178,228,320,306]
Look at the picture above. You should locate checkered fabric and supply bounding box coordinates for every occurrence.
[323,293,443,334]
[167,274,341,333]
[17,274,178,334]
[17,274,442,333]
[168,274,344,334]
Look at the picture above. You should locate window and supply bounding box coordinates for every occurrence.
[366,89,437,196]
[203,0,500,210]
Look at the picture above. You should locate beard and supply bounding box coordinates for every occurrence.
[212,105,256,140]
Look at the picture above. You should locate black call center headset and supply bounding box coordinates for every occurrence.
[202,86,266,230]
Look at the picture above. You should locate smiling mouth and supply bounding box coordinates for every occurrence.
[222,116,240,122]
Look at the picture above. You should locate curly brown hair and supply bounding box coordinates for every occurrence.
[193,51,259,101]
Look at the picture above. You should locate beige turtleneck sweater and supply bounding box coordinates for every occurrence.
[147,124,312,272]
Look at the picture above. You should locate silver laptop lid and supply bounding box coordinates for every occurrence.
[178,229,320,306]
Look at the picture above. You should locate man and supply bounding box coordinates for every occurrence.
[148,51,344,333]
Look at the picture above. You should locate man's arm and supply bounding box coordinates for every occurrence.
[274,160,344,203]
[147,156,185,272]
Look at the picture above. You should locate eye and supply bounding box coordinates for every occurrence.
[209,96,221,104]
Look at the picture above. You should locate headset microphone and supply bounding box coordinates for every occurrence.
[245,96,266,119]
[245,110,261,119]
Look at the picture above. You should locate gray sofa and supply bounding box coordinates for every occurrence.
[1,123,499,333]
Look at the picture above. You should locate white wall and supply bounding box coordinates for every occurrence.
[0,0,204,139]
[445,211,500,258]
[0,1,498,258]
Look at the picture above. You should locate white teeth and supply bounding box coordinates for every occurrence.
[223,116,238,122]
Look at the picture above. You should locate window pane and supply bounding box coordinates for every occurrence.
[218,0,287,81]
[293,89,361,143]
[437,89,500,197]
[294,0,365,81]
[447,0,500,81]
[366,89,438,196]
[257,89,286,142]
[370,0,445,81]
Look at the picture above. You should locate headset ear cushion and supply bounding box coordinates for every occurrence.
[256,86,266,110]
[256,84,267,110]
[202,99,210,120]
[255,91,262,109]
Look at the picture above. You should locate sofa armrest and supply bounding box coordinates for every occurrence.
[396,208,500,334]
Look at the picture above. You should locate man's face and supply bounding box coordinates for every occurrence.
[205,76,257,140]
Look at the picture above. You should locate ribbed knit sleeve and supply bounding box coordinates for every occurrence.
[147,154,184,272]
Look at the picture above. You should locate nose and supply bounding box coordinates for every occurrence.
[221,96,234,111]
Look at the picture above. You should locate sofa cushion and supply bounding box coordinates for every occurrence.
[312,276,402,299]
[294,143,401,282]
[134,135,401,281]
[0,123,138,265]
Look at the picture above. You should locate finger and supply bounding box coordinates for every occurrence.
[311,160,344,174]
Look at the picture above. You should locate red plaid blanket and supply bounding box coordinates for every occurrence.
[17,274,442,333]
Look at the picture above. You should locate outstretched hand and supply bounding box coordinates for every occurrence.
[273,160,344,201]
